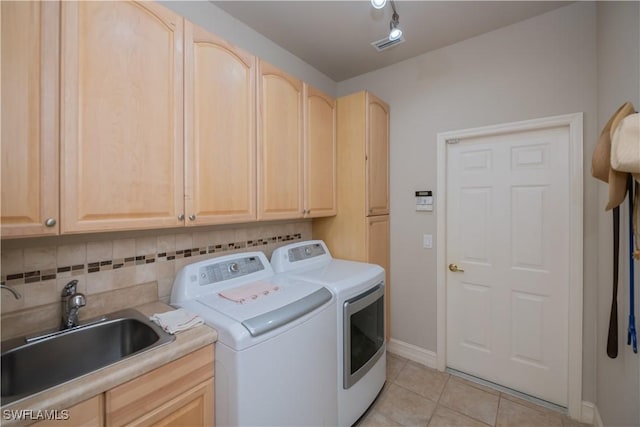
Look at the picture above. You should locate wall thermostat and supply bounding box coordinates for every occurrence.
[415,191,433,211]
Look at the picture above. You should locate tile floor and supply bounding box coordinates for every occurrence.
[356,353,590,427]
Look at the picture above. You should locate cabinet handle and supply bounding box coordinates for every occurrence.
[178,214,185,221]
[44,218,56,227]
[189,214,196,221]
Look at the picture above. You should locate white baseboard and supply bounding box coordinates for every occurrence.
[583,401,602,427]
[387,338,437,369]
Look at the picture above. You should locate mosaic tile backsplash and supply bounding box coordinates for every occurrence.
[1,221,311,314]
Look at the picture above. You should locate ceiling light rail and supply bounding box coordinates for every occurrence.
[370,0,403,45]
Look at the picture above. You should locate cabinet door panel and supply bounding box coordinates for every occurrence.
[33,395,103,427]
[1,1,59,238]
[366,93,389,216]
[258,61,303,220]
[305,85,336,218]
[367,215,390,341]
[184,23,256,226]
[61,1,184,233]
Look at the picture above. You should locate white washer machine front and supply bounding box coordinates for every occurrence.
[271,241,386,426]
[172,251,337,426]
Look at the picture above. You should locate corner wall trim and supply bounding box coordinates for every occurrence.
[581,401,602,427]
[387,338,437,369]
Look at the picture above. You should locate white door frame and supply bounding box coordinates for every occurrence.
[436,113,583,418]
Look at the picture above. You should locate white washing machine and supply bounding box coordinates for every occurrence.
[171,251,337,427]
[271,240,386,427]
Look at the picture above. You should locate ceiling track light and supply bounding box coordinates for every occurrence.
[389,10,402,41]
[371,0,403,43]
[371,0,386,10]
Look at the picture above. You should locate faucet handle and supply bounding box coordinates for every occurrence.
[61,280,79,297]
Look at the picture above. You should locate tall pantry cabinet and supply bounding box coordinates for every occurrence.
[313,91,391,340]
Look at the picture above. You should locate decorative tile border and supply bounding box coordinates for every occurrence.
[0,233,302,286]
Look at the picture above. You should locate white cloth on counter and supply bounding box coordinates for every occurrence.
[150,309,204,334]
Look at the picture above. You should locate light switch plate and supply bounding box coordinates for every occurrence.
[423,234,433,249]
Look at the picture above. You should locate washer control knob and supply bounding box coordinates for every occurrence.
[229,262,240,273]
[304,247,312,255]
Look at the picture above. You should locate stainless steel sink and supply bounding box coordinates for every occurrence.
[1,308,175,405]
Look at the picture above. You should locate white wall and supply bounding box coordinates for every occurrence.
[338,2,600,403]
[596,2,640,426]
[160,1,337,96]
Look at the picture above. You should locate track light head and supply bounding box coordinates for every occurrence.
[371,0,387,9]
[389,11,402,41]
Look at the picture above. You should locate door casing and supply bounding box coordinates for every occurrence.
[436,113,583,419]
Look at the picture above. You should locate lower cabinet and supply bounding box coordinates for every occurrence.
[106,346,214,426]
[34,346,215,427]
[32,395,103,427]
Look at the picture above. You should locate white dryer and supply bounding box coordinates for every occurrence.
[171,251,337,427]
[271,240,386,427]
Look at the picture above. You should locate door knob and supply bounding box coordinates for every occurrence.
[448,263,464,273]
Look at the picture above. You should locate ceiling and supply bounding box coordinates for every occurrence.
[214,1,571,82]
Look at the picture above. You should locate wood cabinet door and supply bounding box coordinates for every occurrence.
[257,61,304,220]
[184,22,256,226]
[127,379,214,427]
[1,1,59,238]
[33,395,103,427]
[367,215,390,341]
[365,93,389,216]
[60,1,184,233]
[304,85,336,218]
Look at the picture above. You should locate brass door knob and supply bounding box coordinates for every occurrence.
[448,263,464,273]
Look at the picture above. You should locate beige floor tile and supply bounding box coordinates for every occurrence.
[496,398,563,427]
[439,377,500,425]
[357,410,402,427]
[499,393,565,418]
[387,353,407,382]
[375,383,437,426]
[394,361,450,402]
[449,375,500,396]
[428,405,491,427]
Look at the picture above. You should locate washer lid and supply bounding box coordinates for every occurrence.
[195,275,330,324]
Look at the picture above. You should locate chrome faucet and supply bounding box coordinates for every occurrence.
[1,285,21,299]
[61,280,86,329]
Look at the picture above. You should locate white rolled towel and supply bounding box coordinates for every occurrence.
[150,309,204,334]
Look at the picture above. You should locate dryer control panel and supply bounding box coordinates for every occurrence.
[288,243,326,262]
[199,256,265,286]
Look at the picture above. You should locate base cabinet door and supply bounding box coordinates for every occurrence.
[126,379,214,427]
[31,395,103,427]
[367,215,390,341]
[1,1,59,238]
[106,346,214,427]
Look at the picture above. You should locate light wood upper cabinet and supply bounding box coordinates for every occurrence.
[366,93,390,216]
[304,85,336,218]
[257,61,304,220]
[1,1,60,238]
[184,22,256,226]
[60,1,184,233]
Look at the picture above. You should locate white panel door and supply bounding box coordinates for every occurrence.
[446,126,570,406]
